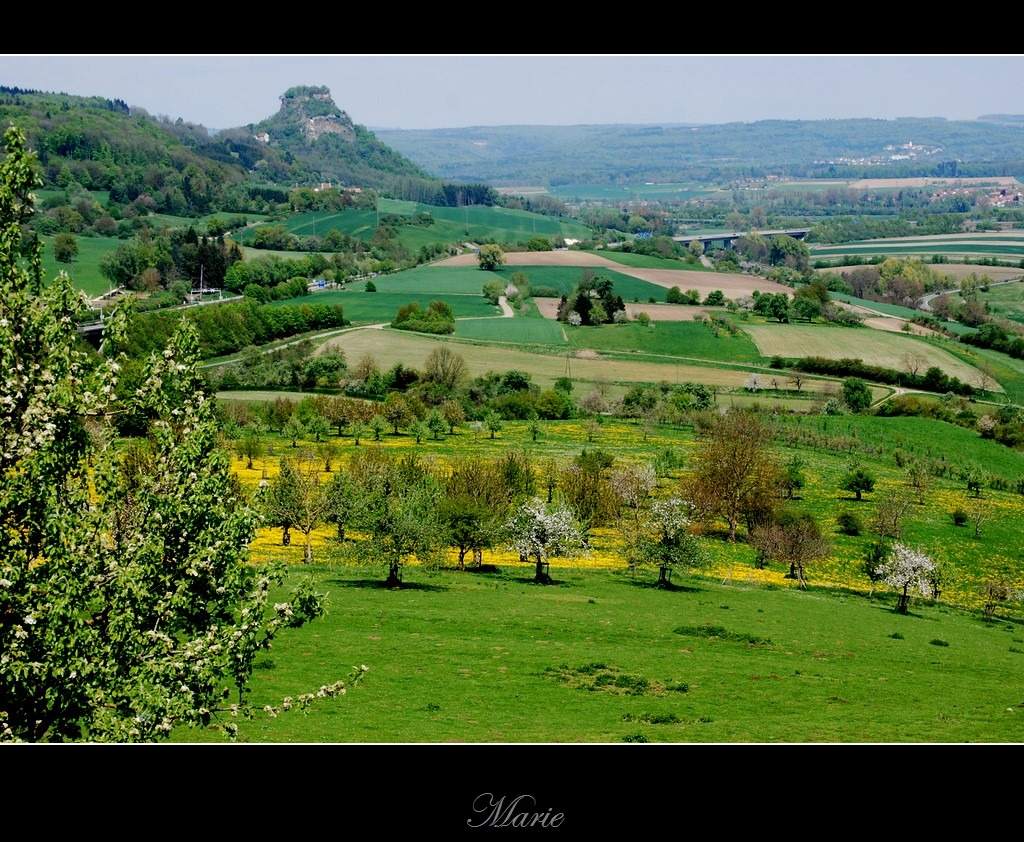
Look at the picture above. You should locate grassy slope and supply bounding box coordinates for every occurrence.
[973,281,1024,324]
[940,342,1024,405]
[242,201,591,252]
[566,321,762,363]
[173,565,1024,743]
[172,411,1024,743]
[40,234,121,297]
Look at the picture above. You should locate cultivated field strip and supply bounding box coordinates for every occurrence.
[316,326,846,394]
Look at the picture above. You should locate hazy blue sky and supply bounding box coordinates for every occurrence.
[1,55,1022,130]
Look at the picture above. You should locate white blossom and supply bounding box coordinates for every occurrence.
[876,543,935,597]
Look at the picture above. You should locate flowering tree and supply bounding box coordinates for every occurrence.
[875,543,936,614]
[505,497,586,584]
[610,462,657,525]
[625,498,707,587]
[0,127,361,742]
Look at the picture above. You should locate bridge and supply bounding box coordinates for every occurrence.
[673,228,812,250]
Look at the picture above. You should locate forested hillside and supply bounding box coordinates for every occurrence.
[377,118,1024,185]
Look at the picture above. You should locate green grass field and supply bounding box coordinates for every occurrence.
[813,242,1024,258]
[169,410,1024,743]
[454,312,567,344]
[970,281,1024,324]
[349,265,512,296]
[741,323,987,385]
[172,564,1024,742]
[940,342,1024,405]
[276,289,499,324]
[566,321,762,363]
[239,201,592,253]
[40,234,121,296]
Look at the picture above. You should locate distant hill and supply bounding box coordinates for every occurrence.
[377,118,1024,186]
[977,114,1024,125]
[231,85,433,190]
[0,86,249,214]
[0,84,443,208]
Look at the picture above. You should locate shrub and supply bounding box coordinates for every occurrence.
[365,280,376,292]
[951,508,968,526]
[836,512,862,536]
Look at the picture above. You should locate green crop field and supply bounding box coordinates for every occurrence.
[239,200,592,253]
[274,289,499,324]
[582,250,708,271]
[170,411,1024,743]
[566,321,762,363]
[39,234,121,297]
[454,314,567,344]
[741,323,988,385]
[813,242,1024,258]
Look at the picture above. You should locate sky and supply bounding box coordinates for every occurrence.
[1,55,1022,130]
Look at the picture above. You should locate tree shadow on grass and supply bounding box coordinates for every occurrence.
[324,578,449,592]
[508,576,573,587]
[623,579,702,593]
[462,564,502,575]
[867,602,931,620]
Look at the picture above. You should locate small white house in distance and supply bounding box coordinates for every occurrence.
[254,132,270,144]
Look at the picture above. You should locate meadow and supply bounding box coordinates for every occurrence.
[40,234,121,297]
[171,412,1024,743]
[172,565,1024,743]
[940,343,1024,406]
[967,280,1024,324]
[564,321,763,363]
[239,200,591,251]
